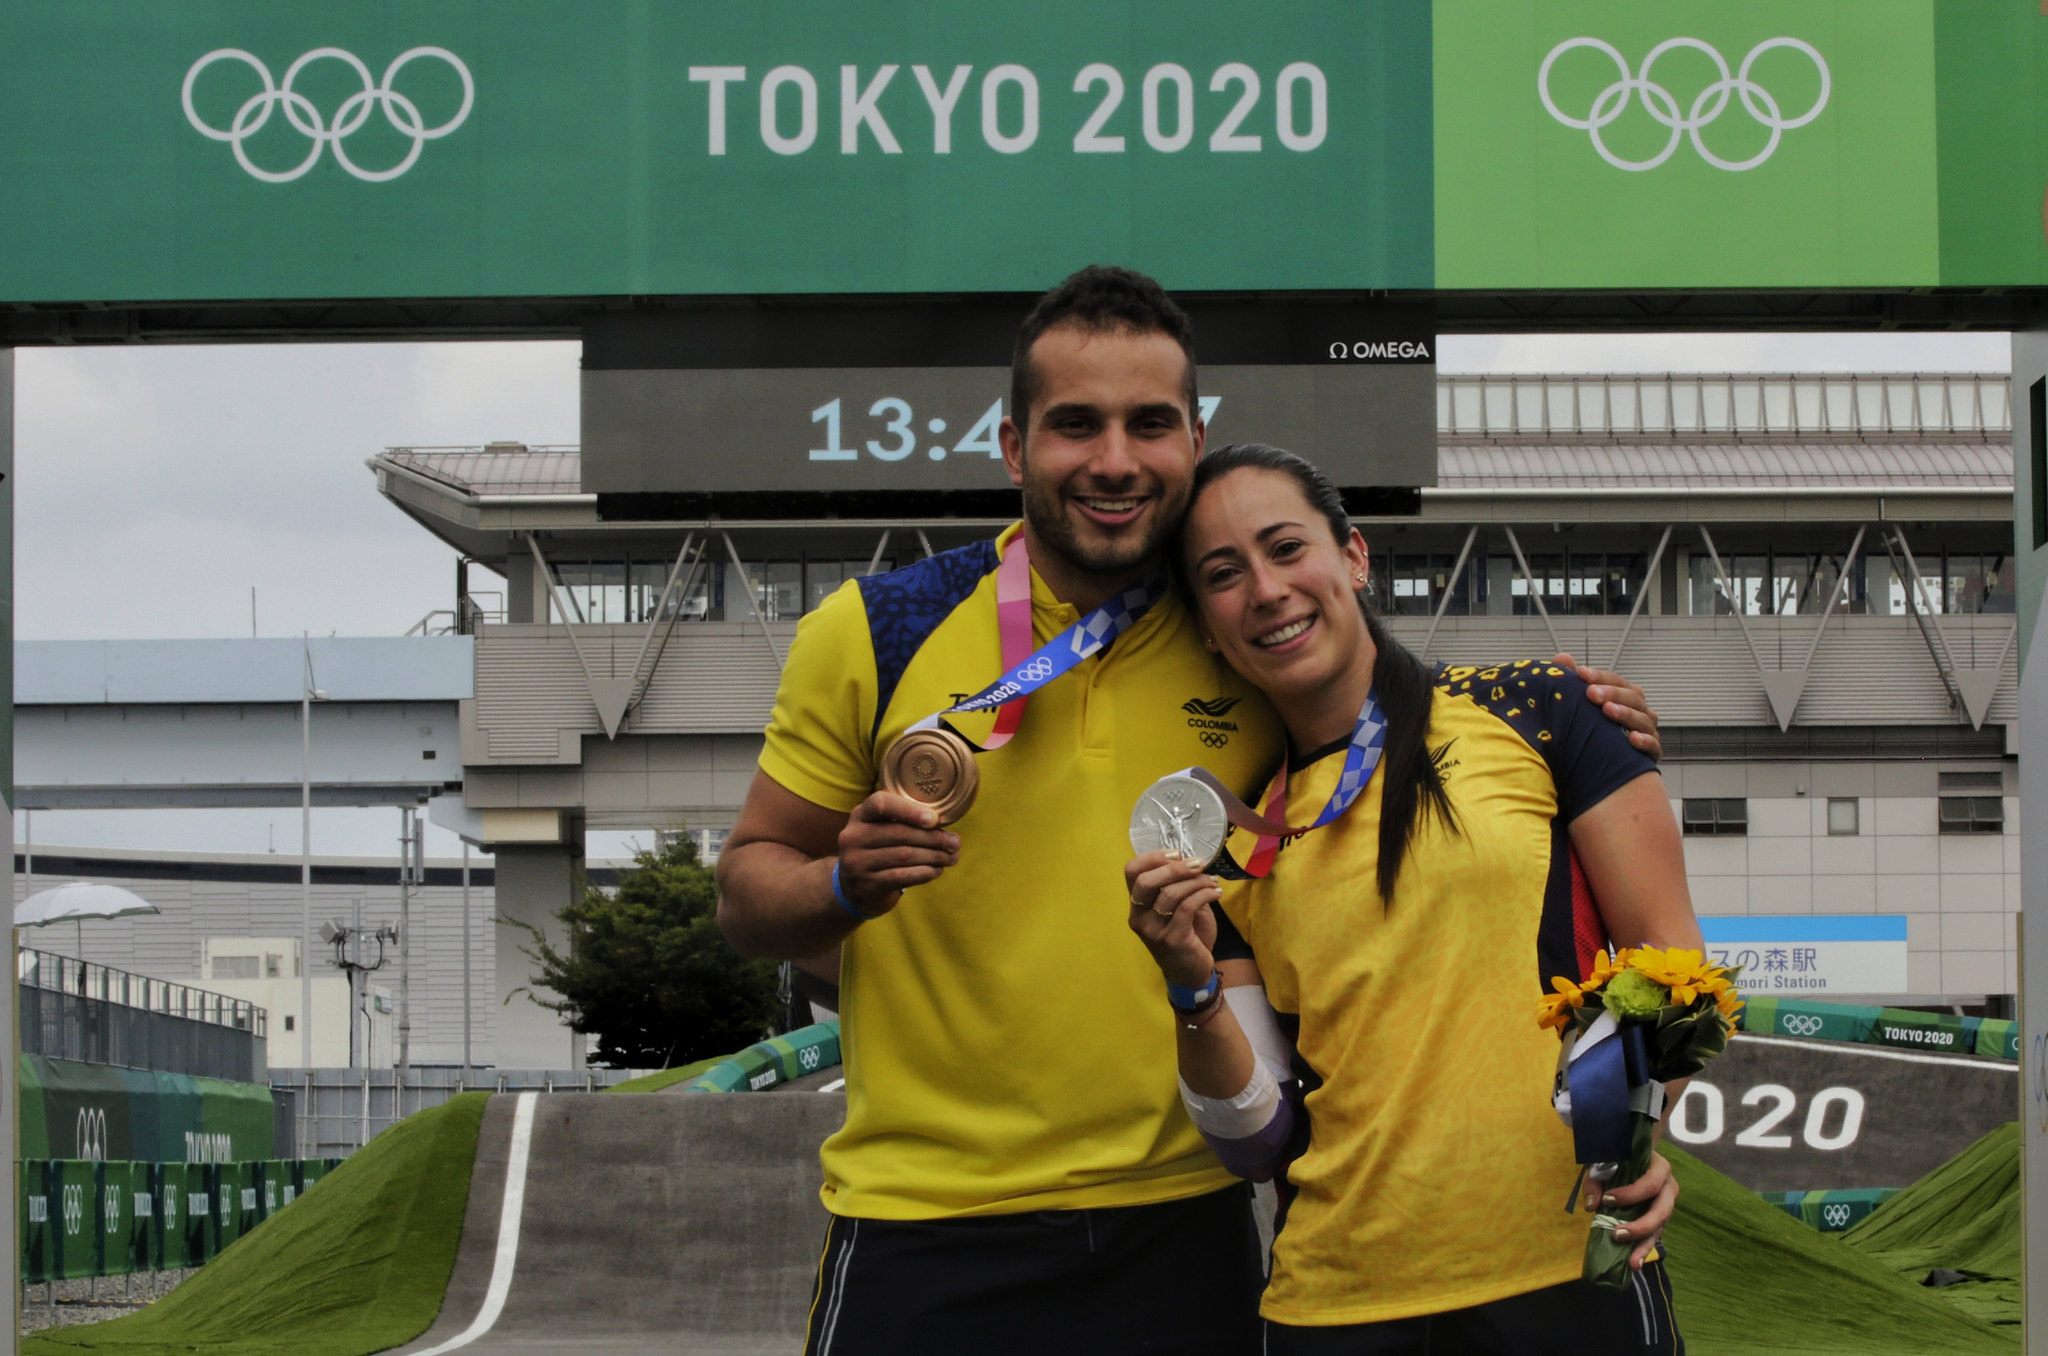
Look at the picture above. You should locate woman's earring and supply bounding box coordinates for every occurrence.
[1354,572,1367,584]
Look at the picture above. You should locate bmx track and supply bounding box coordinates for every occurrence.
[391,1092,841,1356]
[386,1031,2014,1354]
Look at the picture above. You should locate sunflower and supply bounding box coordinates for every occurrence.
[1582,948,1621,990]
[1538,976,1587,1031]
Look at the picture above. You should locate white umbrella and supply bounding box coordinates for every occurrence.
[15,883,160,958]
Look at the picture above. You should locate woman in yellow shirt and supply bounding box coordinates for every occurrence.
[1126,444,1702,1354]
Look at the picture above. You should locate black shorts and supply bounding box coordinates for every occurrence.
[1260,1258,1682,1356]
[802,1184,1264,1356]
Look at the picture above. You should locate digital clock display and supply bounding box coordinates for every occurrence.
[580,300,1435,499]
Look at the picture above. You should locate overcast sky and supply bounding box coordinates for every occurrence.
[10,328,2014,860]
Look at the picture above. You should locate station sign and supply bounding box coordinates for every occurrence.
[581,301,1437,502]
[2,0,2044,302]
[1698,915,1908,999]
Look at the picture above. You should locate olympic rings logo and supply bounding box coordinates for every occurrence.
[1018,658,1056,683]
[183,47,474,183]
[75,1107,107,1161]
[1783,1014,1825,1036]
[1821,1203,1851,1229]
[1539,37,1829,172]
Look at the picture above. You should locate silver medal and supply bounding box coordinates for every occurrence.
[1130,774,1231,869]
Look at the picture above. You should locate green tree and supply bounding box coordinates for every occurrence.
[511,834,780,1068]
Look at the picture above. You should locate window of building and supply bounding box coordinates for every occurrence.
[1502,551,1642,617]
[1938,797,2004,834]
[283,1015,295,1033]
[1682,798,1748,836]
[211,955,259,981]
[1937,771,2004,834]
[1826,798,1859,835]
[660,827,729,863]
[805,558,894,612]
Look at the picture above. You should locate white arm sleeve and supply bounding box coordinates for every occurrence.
[1176,985,1295,1140]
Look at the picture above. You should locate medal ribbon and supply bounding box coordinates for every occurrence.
[910,534,1168,752]
[1168,685,1387,879]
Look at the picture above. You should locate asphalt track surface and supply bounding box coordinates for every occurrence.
[391,1092,842,1356]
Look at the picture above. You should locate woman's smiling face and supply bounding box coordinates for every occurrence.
[1182,465,1372,705]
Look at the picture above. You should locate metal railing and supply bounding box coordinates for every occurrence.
[19,950,268,1082]
[1438,373,2011,439]
[284,1066,642,1159]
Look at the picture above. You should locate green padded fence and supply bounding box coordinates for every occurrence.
[18,1055,274,1163]
[681,1022,842,1094]
[20,1158,342,1284]
[1739,998,2012,1061]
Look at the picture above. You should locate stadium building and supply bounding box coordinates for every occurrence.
[363,367,2017,1066]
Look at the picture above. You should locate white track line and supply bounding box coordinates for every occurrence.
[413,1092,540,1355]
[1738,1032,2016,1072]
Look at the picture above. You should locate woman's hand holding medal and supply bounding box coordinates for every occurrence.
[1125,850,1225,991]
[834,790,962,919]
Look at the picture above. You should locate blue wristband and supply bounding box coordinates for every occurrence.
[830,862,877,923]
[1166,969,1222,1013]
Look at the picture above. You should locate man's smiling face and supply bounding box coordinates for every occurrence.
[1001,322,1204,585]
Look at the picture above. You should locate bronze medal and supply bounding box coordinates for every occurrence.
[880,728,979,824]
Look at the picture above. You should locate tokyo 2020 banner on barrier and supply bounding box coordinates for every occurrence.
[0,0,2043,301]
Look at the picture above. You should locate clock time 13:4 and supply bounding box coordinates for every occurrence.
[809,394,1223,463]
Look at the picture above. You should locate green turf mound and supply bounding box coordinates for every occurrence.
[27,1091,487,1356]
[1841,1122,2021,1329]
[1663,1145,2014,1356]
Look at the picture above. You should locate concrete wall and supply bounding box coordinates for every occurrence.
[2011,327,2048,1356]
[1665,760,2018,1001]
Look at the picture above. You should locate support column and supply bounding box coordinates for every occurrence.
[2010,326,2048,1356]
[491,825,583,1071]
[2,347,20,1352]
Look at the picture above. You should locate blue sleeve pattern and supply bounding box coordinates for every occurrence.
[854,539,1001,743]
[1436,660,1657,820]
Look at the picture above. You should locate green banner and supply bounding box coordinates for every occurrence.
[1436,0,1940,288]
[21,1164,52,1287]
[1,0,2042,301]
[0,0,1433,300]
[21,1056,277,1165]
[1761,1187,1901,1232]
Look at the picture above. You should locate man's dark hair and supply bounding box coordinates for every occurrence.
[1010,265,1199,435]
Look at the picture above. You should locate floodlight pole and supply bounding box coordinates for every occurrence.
[300,637,314,1072]
[5,346,22,1353]
[397,806,416,1077]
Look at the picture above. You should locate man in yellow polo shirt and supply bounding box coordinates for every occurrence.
[716,267,1660,1355]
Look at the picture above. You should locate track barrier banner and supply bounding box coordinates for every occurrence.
[13,1156,344,1280]
[1738,997,2014,1061]
[1760,1187,1902,1232]
[682,1022,842,1095]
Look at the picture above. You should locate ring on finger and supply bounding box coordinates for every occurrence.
[1152,903,1174,918]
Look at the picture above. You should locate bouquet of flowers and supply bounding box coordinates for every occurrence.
[1539,946,1742,1289]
